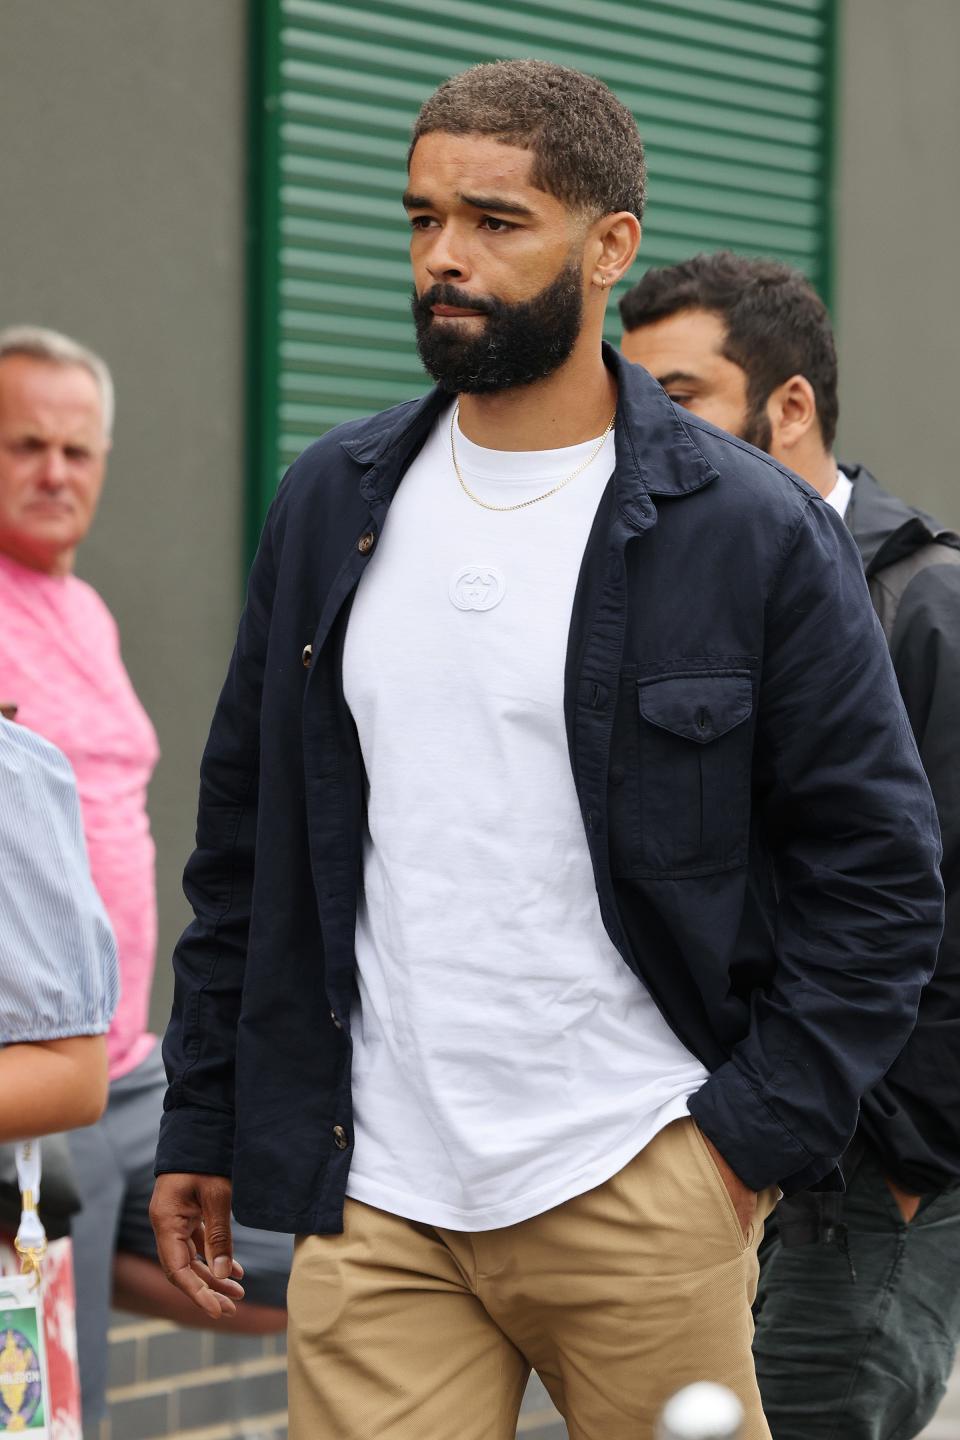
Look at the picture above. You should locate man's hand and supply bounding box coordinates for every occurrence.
[701,1132,758,1239]
[884,1175,922,1224]
[149,1173,245,1320]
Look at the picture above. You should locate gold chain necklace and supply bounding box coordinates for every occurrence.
[450,402,616,513]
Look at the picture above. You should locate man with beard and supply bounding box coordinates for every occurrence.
[620,251,960,1440]
[150,63,944,1440]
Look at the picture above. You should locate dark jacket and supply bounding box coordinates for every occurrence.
[845,465,960,1192]
[156,349,943,1235]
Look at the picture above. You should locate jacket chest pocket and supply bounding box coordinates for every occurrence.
[609,666,755,878]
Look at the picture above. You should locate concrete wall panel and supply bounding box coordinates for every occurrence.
[837,0,960,526]
[0,0,248,1029]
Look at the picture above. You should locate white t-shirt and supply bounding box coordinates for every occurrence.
[342,403,708,1230]
[825,469,853,518]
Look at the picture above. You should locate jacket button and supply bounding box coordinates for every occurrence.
[301,643,313,668]
[330,1009,342,1031]
[609,765,625,786]
[357,531,376,555]
[333,1124,348,1150]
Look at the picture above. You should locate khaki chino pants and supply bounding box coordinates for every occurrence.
[288,1117,778,1440]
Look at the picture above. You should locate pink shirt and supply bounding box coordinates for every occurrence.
[0,552,160,1079]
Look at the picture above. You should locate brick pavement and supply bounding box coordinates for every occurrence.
[98,1316,570,1440]
[99,1314,958,1440]
[98,1320,570,1440]
[99,1316,287,1440]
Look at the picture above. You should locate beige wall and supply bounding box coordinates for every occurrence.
[0,0,248,1030]
[836,0,960,526]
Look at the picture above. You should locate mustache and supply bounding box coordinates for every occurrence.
[414,284,498,318]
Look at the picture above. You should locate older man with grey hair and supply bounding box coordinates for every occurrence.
[0,325,292,1426]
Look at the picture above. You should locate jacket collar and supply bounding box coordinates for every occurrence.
[842,463,960,575]
[604,342,718,501]
[339,342,718,526]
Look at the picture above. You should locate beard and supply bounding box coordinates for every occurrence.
[739,396,773,452]
[411,259,584,395]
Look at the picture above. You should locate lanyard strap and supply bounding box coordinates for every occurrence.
[14,1138,46,1283]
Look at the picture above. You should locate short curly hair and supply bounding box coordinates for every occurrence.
[410,60,646,223]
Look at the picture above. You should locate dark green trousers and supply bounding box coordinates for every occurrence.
[754,1147,960,1440]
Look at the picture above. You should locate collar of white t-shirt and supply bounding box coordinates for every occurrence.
[452,407,614,491]
[825,469,853,519]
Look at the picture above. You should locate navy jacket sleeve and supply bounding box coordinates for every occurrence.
[688,499,944,1192]
[860,559,960,1190]
[155,503,279,1179]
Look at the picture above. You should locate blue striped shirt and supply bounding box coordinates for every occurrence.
[0,719,119,1044]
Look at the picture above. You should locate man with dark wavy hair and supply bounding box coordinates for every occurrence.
[621,251,960,1440]
[151,65,943,1440]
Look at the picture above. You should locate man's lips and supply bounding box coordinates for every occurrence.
[431,304,487,318]
[25,499,74,515]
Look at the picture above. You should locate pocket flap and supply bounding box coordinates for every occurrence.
[638,672,752,743]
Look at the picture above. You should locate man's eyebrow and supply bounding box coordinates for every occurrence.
[655,370,703,388]
[458,192,534,218]
[401,189,534,219]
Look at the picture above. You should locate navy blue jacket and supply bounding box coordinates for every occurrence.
[156,348,943,1233]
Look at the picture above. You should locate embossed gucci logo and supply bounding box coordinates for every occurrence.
[449,565,506,612]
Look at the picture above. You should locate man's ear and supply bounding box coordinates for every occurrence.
[766,373,819,454]
[588,211,641,291]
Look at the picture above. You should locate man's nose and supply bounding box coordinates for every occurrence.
[425,225,471,284]
[37,448,69,486]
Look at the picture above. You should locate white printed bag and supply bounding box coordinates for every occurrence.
[0,1141,55,1439]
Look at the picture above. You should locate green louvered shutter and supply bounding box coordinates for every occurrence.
[248,0,836,544]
